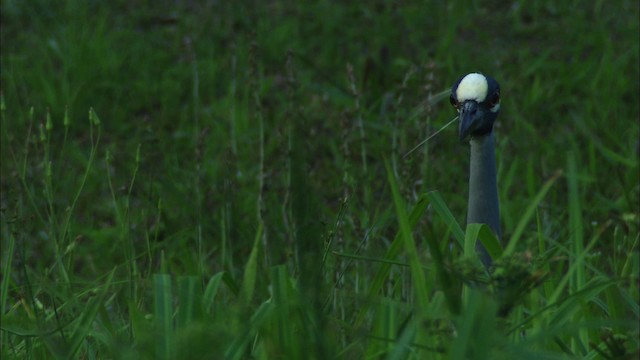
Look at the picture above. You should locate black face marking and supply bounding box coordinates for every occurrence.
[488,91,500,108]
[451,73,501,140]
[450,94,459,109]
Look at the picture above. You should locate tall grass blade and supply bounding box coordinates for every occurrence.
[1,231,15,349]
[353,192,431,328]
[567,152,587,353]
[203,272,225,315]
[449,290,497,360]
[224,300,274,360]
[153,274,173,360]
[271,265,295,357]
[176,276,199,330]
[128,301,150,346]
[385,317,417,360]
[567,153,586,291]
[367,299,400,357]
[353,189,466,327]
[426,191,465,248]
[548,228,604,305]
[421,191,463,314]
[462,224,501,307]
[504,170,561,256]
[67,269,115,358]
[549,278,615,329]
[241,222,263,305]
[464,223,503,264]
[385,159,430,314]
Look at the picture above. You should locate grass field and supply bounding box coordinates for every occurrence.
[1,1,639,359]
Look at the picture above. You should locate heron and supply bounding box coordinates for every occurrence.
[449,73,501,268]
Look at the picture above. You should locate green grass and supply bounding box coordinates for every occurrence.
[1,0,639,358]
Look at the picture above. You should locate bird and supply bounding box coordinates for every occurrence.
[449,73,501,268]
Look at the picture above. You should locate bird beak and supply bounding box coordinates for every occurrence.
[458,101,482,141]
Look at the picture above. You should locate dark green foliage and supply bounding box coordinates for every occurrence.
[1,0,638,358]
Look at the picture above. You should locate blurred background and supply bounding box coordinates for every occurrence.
[3,0,637,270]
[1,0,638,358]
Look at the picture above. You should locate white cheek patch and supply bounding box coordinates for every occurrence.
[490,103,500,113]
[456,73,488,102]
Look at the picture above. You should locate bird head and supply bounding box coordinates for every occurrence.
[450,73,501,141]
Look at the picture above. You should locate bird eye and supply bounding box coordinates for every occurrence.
[489,92,500,106]
[449,95,459,108]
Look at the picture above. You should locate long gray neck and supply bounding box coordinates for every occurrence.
[468,132,501,267]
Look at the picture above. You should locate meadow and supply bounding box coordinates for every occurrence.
[1,1,639,359]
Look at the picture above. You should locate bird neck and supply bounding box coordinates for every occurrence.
[468,132,501,261]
